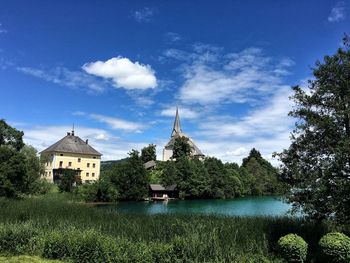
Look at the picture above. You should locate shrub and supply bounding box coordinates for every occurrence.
[0,223,40,255]
[319,232,350,263]
[277,234,308,263]
[42,230,72,260]
[78,180,119,202]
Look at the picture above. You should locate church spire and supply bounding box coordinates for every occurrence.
[171,106,182,137]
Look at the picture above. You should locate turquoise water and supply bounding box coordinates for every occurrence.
[100,196,294,217]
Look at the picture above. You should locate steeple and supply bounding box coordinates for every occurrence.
[171,106,182,137]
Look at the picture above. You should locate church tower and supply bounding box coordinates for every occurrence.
[162,107,204,161]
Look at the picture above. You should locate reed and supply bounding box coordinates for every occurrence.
[0,194,343,262]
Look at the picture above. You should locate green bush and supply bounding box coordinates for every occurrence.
[42,230,72,260]
[277,234,308,263]
[0,223,40,255]
[319,232,350,263]
[78,180,119,202]
[30,178,52,195]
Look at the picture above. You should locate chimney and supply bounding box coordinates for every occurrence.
[86,139,88,144]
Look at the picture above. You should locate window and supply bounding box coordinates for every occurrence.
[49,171,51,176]
[78,158,81,163]
[87,163,90,168]
[59,161,63,168]
[92,173,95,177]
[93,156,96,159]
[60,154,63,156]
[92,163,96,168]
[68,162,72,167]
[45,172,48,176]
[86,172,89,177]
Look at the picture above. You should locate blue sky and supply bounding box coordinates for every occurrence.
[0,0,349,163]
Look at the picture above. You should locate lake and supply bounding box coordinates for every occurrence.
[99,196,295,217]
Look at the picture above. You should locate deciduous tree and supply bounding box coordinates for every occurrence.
[279,36,350,223]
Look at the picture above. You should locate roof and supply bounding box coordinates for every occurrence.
[165,133,204,156]
[144,160,157,169]
[149,184,177,191]
[166,107,204,156]
[41,132,102,156]
[171,106,182,137]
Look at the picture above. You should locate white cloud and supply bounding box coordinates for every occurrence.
[23,125,149,161]
[133,7,155,23]
[176,47,294,105]
[328,2,346,22]
[198,131,290,166]
[16,66,107,93]
[164,32,181,43]
[90,114,144,132]
[198,87,293,138]
[72,111,86,116]
[82,57,157,90]
[0,23,7,34]
[160,106,200,119]
[193,87,294,165]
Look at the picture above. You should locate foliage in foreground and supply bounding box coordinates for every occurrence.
[277,234,308,263]
[278,36,350,224]
[319,232,350,263]
[0,255,64,263]
[0,194,346,262]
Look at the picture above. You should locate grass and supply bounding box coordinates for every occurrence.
[0,255,65,263]
[0,193,347,262]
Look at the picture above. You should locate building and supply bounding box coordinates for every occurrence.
[149,184,179,200]
[162,107,204,161]
[144,160,157,170]
[40,130,102,183]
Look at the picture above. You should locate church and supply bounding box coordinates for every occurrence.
[162,107,204,161]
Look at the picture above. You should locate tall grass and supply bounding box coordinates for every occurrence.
[0,193,345,262]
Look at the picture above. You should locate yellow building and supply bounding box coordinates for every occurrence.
[40,130,102,183]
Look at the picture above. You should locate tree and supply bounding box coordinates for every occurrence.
[0,120,24,151]
[242,148,283,195]
[187,159,211,198]
[111,150,149,200]
[279,36,350,223]
[204,157,227,198]
[0,146,26,197]
[242,148,262,166]
[160,161,178,187]
[57,169,81,192]
[172,136,192,159]
[21,145,45,194]
[141,144,156,163]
